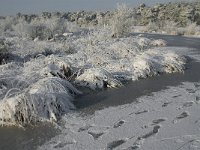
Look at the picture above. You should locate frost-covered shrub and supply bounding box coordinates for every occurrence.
[0,16,16,33]
[184,22,200,35]
[131,49,186,80]
[69,33,185,90]
[62,42,76,54]
[0,39,9,64]
[96,11,113,27]
[0,39,7,53]
[12,19,31,38]
[175,22,200,36]
[145,21,160,32]
[12,16,80,40]
[85,27,112,47]
[62,21,80,33]
[109,4,134,38]
[163,21,178,35]
[150,39,167,46]
[0,55,82,126]
[136,20,200,36]
[33,17,80,37]
[12,19,52,40]
[31,24,52,40]
[37,17,63,35]
[194,13,200,25]
[75,68,122,90]
[0,77,81,126]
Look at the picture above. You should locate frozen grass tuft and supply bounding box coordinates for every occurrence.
[0,77,80,126]
[150,39,167,46]
[132,49,186,80]
[71,32,186,89]
[0,56,81,126]
[75,68,123,90]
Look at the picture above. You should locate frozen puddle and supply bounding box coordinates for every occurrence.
[39,81,200,150]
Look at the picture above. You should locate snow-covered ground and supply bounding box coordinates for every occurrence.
[39,81,200,150]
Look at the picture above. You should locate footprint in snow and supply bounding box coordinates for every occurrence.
[88,131,104,140]
[123,145,140,150]
[172,95,182,98]
[139,125,161,139]
[151,118,166,125]
[130,125,161,149]
[107,139,126,150]
[78,125,92,132]
[135,110,148,115]
[176,112,189,119]
[53,140,76,148]
[173,111,190,123]
[126,136,144,150]
[113,120,125,128]
[182,101,194,107]
[196,96,200,102]
[162,102,172,107]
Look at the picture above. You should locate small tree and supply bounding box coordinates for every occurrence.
[110,4,134,38]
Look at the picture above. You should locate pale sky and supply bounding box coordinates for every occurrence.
[0,0,185,16]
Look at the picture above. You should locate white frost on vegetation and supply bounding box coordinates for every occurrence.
[150,39,167,46]
[0,56,81,126]
[64,28,186,89]
[75,68,123,90]
[0,25,187,126]
[132,50,186,80]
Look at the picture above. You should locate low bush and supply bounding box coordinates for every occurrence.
[0,16,16,33]
[0,39,9,64]
[12,17,80,40]
[109,4,134,38]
